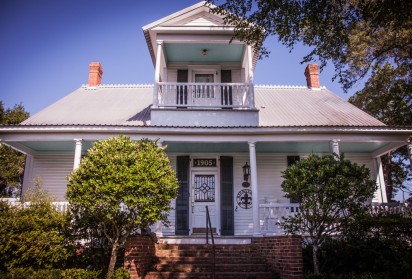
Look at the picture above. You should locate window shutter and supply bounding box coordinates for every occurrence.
[175,156,190,235]
[220,156,234,235]
[220,70,232,106]
[176,70,188,106]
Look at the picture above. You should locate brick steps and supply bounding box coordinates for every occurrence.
[145,271,275,279]
[144,243,275,279]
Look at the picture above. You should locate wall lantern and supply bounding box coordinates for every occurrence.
[202,49,208,56]
[242,162,250,187]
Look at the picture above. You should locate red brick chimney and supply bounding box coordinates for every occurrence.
[304,64,320,89]
[88,62,103,87]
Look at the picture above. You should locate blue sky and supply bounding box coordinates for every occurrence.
[0,0,357,115]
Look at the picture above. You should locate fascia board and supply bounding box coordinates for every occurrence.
[142,1,212,31]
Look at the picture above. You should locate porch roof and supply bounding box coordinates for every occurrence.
[20,84,385,128]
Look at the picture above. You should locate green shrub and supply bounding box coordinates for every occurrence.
[0,185,74,271]
[0,268,103,279]
[303,237,412,278]
[109,268,130,279]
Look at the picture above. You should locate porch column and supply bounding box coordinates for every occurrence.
[247,45,255,109]
[408,138,412,171]
[330,139,340,160]
[153,40,163,109]
[374,157,388,203]
[248,141,260,235]
[73,139,83,170]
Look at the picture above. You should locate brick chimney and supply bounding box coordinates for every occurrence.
[304,64,320,89]
[88,62,103,87]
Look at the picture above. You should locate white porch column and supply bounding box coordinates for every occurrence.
[330,139,340,160]
[247,45,255,109]
[153,40,163,109]
[73,139,83,170]
[248,141,260,235]
[373,157,388,203]
[408,138,412,171]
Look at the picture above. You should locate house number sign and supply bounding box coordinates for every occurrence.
[193,158,216,167]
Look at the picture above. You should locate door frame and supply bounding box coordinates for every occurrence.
[188,65,220,83]
[189,162,220,235]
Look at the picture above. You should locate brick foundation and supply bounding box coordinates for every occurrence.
[252,235,303,279]
[124,236,156,279]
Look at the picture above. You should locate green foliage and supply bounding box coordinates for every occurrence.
[209,0,411,92]
[0,185,72,271]
[281,154,376,273]
[303,237,412,278]
[0,101,29,197]
[349,63,412,200]
[109,268,130,279]
[303,211,412,278]
[66,136,179,278]
[0,268,102,279]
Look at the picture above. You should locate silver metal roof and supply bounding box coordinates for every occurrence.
[21,84,385,127]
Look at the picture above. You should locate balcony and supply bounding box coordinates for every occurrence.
[151,82,259,127]
[155,82,253,109]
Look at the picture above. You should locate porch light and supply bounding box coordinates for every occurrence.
[242,162,250,187]
[202,49,208,56]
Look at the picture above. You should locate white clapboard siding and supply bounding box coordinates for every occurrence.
[231,69,242,83]
[233,154,253,235]
[167,69,177,82]
[257,154,290,204]
[25,153,73,201]
[175,12,225,26]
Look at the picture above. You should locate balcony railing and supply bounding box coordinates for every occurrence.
[156,82,252,109]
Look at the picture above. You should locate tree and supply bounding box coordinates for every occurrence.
[209,0,412,92]
[349,63,412,200]
[0,101,30,197]
[66,136,179,278]
[208,0,412,201]
[0,181,71,271]
[281,154,376,274]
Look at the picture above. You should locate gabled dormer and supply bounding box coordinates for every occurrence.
[143,1,260,126]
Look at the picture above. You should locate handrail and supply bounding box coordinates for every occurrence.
[205,205,215,279]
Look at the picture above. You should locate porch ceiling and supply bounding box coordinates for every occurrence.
[6,140,396,155]
[164,43,244,64]
[164,141,391,154]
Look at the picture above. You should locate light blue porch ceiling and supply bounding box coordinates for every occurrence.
[17,141,93,152]
[12,140,395,154]
[164,141,392,154]
[164,43,245,64]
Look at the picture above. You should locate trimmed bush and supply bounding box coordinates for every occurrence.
[0,268,102,279]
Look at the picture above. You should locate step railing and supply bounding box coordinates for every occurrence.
[205,205,215,279]
[157,82,251,109]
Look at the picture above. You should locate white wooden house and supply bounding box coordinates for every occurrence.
[1,1,411,238]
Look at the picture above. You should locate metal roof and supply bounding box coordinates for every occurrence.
[21,84,385,127]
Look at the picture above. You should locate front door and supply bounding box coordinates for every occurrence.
[191,172,217,234]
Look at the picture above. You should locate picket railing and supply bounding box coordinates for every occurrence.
[259,202,300,235]
[157,82,251,109]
